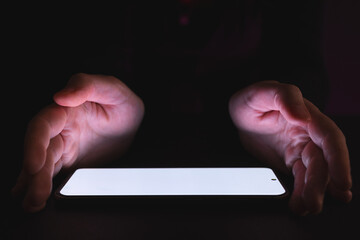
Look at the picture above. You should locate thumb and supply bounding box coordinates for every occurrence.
[53,88,89,107]
[283,95,312,123]
[53,74,93,107]
[53,73,132,107]
[267,82,311,124]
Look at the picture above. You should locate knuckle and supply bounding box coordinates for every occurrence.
[30,105,66,132]
[27,114,44,131]
[105,74,121,83]
[280,84,303,101]
[282,83,301,94]
[337,129,347,144]
[273,90,282,108]
[323,123,346,146]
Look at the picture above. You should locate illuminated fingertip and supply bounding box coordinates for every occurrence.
[23,190,48,213]
[344,191,352,203]
[289,202,309,217]
[23,200,46,213]
[333,178,353,193]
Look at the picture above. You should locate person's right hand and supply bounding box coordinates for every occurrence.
[12,73,145,212]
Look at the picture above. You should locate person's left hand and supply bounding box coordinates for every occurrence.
[229,81,352,215]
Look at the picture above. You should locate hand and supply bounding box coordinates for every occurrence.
[229,81,352,215]
[12,73,145,212]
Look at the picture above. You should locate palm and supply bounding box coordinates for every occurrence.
[247,109,312,171]
[55,102,118,168]
[52,75,144,169]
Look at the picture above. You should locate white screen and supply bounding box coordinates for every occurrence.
[59,168,286,196]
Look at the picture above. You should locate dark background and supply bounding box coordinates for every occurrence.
[3,0,360,239]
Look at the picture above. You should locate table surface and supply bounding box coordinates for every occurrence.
[4,116,360,240]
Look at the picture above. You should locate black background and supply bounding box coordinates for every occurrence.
[3,1,360,239]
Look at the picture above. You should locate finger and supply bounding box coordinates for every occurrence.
[24,105,67,175]
[23,168,53,212]
[301,141,329,214]
[53,73,134,107]
[54,160,64,176]
[305,100,352,197]
[11,170,28,199]
[249,81,310,122]
[47,135,64,173]
[289,159,308,216]
[230,81,311,133]
[22,135,63,212]
[327,180,353,203]
[273,83,311,124]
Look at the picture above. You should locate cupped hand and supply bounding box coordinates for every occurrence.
[229,81,352,215]
[12,73,144,212]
